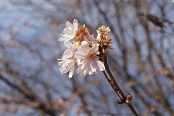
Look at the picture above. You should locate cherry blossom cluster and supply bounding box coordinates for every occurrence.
[58,19,112,78]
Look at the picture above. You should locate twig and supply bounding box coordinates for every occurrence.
[100,52,139,116]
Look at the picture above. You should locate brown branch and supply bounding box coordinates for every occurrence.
[104,62,139,116]
[99,47,139,116]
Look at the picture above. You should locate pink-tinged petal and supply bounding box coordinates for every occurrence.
[68,65,74,78]
[87,61,93,74]
[58,35,67,41]
[62,49,73,58]
[59,34,72,42]
[77,61,89,77]
[85,29,93,40]
[73,19,78,31]
[63,34,73,39]
[90,60,97,72]
[63,28,71,34]
[59,19,78,42]
[84,29,98,45]
[80,70,88,78]
[58,56,76,78]
[76,59,82,65]
[77,67,85,77]
[64,41,72,48]
[81,60,90,71]
[80,48,89,54]
[61,60,72,68]
[75,48,88,59]
[96,60,105,71]
[58,61,64,66]
[75,53,86,59]
[65,21,73,28]
[60,67,69,74]
[58,59,66,66]
[80,62,86,71]
[88,71,93,75]
[77,67,81,74]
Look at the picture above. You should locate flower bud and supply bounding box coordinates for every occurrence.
[126,93,132,101]
[125,92,132,105]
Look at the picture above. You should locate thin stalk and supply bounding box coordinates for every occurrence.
[102,71,122,100]
[101,52,139,116]
[103,62,139,116]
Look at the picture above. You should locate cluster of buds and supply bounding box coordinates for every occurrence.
[58,19,112,78]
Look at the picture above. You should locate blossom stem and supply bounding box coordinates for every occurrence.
[103,71,123,100]
[102,57,139,116]
[102,71,110,82]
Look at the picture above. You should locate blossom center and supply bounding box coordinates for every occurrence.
[73,48,78,52]
[88,52,95,59]
[73,58,77,62]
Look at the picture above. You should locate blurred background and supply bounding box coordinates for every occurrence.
[0,0,174,116]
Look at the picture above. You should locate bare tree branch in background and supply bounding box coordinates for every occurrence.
[0,0,174,116]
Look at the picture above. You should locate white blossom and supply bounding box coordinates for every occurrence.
[58,20,110,78]
[75,41,105,77]
[62,41,78,58]
[58,58,76,78]
[84,27,98,45]
[58,19,78,42]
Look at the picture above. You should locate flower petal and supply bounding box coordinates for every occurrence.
[60,67,69,74]
[68,65,74,78]
[73,19,78,31]
[75,48,88,59]
[96,60,105,71]
[62,49,73,58]
[64,41,73,48]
